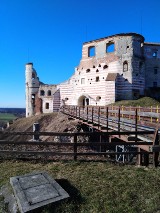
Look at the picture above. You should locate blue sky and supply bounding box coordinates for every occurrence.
[0,0,160,107]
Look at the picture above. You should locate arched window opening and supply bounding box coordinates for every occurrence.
[31,94,35,105]
[93,65,95,68]
[96,96,101,101]
[96,76,100,82]
[103,65,108,69]
[96,69,99,72]
[98,64,101,67]
[123,61,128,72]
[153,50,158,58]
[47,90,51,96]
[88,46,95,57]
[46,103,49,109]
[86,69,90,73]
[106,42,115,53]
[40,90,45,96]
[32,73,35,79]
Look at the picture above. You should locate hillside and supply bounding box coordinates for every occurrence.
[111,97,160,107]
[1,112,80,142]
[2,96,160,141]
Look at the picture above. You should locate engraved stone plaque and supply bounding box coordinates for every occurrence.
[10,171,69,213]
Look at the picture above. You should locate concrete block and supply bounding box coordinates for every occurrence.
[10,171,69,213]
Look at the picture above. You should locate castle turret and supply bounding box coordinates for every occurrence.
[25,63,40,117]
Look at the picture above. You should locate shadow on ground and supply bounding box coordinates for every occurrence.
[31,179,83,213]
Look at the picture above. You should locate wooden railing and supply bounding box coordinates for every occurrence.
[61,105,160,131]
[0,130,159,166]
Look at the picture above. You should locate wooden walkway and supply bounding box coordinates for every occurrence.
[61,105,160,132]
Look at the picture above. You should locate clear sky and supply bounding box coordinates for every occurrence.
[0,0,160,108]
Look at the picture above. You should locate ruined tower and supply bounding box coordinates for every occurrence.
[25,63,40,117]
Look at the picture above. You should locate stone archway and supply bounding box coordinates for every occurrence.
[78,95,89,107]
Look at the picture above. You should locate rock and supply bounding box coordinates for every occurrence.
[0,184,18,213]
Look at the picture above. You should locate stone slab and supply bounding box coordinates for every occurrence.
[10,171,69,213]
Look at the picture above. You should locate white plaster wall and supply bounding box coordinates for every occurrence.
[42,98,53,113]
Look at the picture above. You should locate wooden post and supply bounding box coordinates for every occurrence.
[99,134,102,152]
[151,106,152,123]
[74,134,77,161]
[157,105,159,122]
[106,107,108,131]
[79,107,80,118]
[33,123,39,141]
[118,107,120,132]
[135,108,138,143]
[98,107,100,127]
[129,106,131,120]
[87,106,88,121]
[76,106,77,118]
[92,107,94,123]
[153,128,159,167]
[137,147,142,166]
[143,152,149,166]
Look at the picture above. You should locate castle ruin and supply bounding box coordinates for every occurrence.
[25,33,160,117]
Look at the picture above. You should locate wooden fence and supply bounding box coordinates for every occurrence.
[0,130,159,166]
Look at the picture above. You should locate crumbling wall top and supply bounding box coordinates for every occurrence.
[83,33,144,45]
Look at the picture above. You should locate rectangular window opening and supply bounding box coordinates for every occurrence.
[46,103,49,109]
[96,76,100,82]
[81,78,85,84]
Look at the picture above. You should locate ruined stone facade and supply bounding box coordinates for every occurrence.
[25,33,160,117]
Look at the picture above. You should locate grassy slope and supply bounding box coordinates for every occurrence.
[112,97,160,107]
[1,160,160,213]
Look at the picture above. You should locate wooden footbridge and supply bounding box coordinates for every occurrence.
[0,105,160,167]
[60,105,160,166]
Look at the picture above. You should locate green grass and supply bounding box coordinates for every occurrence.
[0,113,17,122]
[112,97,160,107]
[1,160,160,213]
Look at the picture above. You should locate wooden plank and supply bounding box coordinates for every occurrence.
[0,130,154,136]
[0,141,74,145]
[137,145,152,152]
[0,141,153,146]
[0,151,74,155]
[0,150,152,156]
